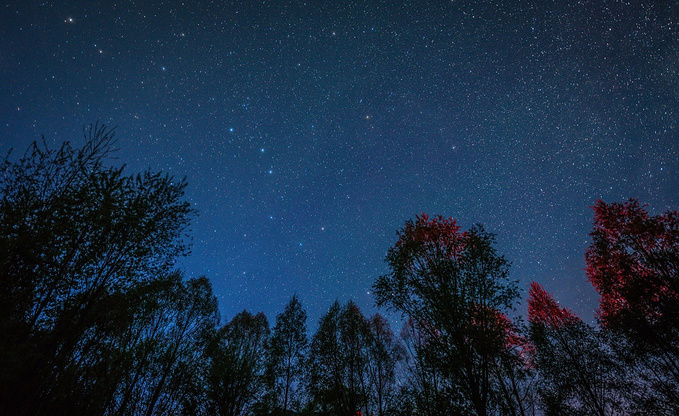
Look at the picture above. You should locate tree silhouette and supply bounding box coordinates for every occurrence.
[306,301,369,415]
[528,282,626,416]
[364,313,404,416]
[6,127,679,416]
[0,125,197,415]
[587,199,679,340]
[207,310,270,416]
[261,294,309,415]
[398,317,458,416]
[587,199,679,413]
[374,214,525,416]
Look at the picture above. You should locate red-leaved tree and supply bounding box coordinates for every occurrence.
[586,199,679,340]
[527,282,578,329]
[527,282,627,416]
[374,214,531,416]
[586,200,679,412]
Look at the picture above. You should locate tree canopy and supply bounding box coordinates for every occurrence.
[373,214,527,416]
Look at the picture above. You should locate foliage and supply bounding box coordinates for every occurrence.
[373,214,527,416]
[587,200,679,413]
[261,294,309,415]
[397,317,464,415]
[207,310,270,416]
[587,199,679,340]
[0,125,207,415]
[305,301,405,416]
[305,301,365,415]
[528,282,627,416]
[4,127,679,416]
[364,313,405,416]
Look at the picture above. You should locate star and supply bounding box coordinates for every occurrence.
[6,0,677,340]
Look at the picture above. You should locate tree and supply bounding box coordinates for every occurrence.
[398,317,459,416]
[587,199,679,413]
[306,301,345,415]
[373,214,524,416]
[364,313,405,416]
[306,301,380,416]
[339,301,372,415]
[528,282,627,416]
[587,199,679,340]
[75,273,218,416]
[207,310,270,416]
[586,199,679,340]
[261,294,309,415]
[487,313,537,416]
[0,125,195,415]
[136,275,219,416]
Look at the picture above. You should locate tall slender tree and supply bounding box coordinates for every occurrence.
[365,313,405,416]
[262,294,309,415]
[340,301,372,415]
[306,301,377,415]
[306,301,346,415]
[207,310,270,416]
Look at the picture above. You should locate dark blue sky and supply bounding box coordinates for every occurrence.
[2,0,678,328]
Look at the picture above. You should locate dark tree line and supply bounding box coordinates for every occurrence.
[0,126,217,415]
[3,128,679,415]
[0,128,407,416]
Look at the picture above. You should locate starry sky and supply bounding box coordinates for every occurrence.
[2,0,678,328]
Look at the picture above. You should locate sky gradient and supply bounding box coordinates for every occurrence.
[2,0,678,328]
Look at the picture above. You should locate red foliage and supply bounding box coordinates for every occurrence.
[527,282,579,328]
[490,308,533,355]
[586,199,679,332]
[402,305,523,347]
[396,213,466,259]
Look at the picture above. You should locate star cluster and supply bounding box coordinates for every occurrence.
[2,0,678,326]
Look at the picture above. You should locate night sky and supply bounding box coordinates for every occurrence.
[2,0,678,328]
